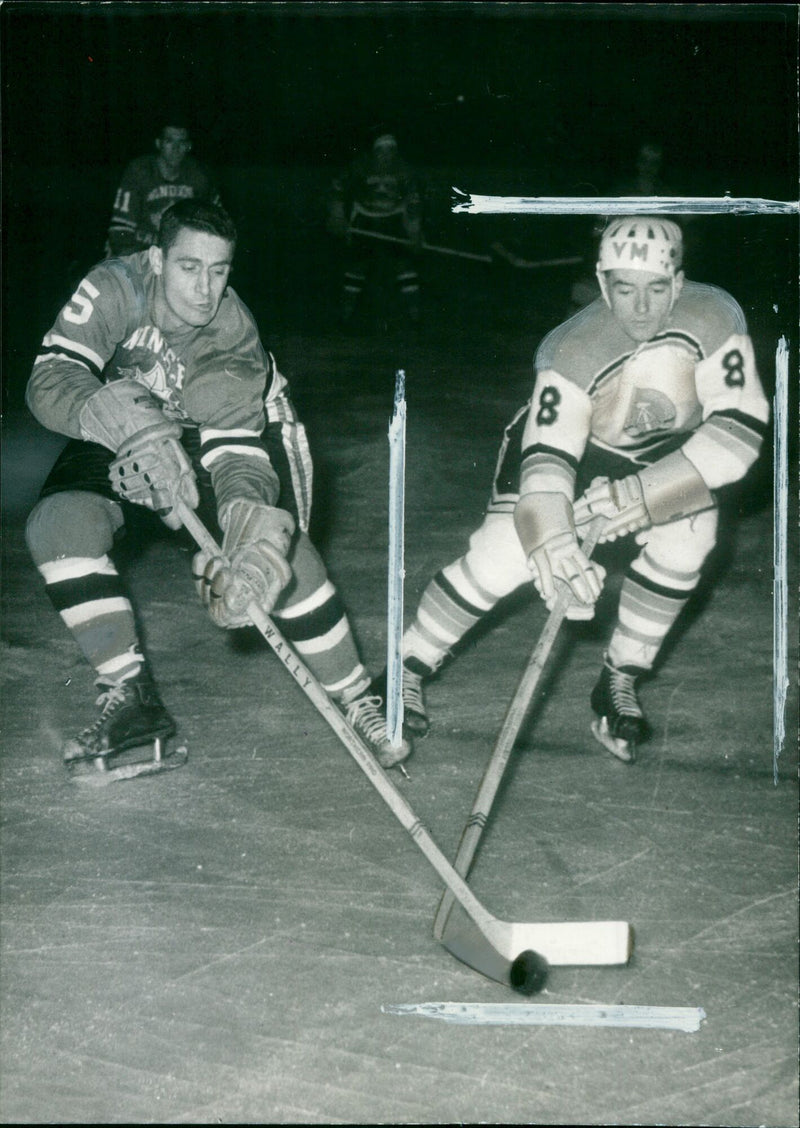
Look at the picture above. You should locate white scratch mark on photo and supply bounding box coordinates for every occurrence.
[383,1002,706,1032]
[773,337,789,784]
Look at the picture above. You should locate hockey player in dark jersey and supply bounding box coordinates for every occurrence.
[327,132,424,327]
[105,123,220,257]
[391,218,769,762]
[26,200,412,779]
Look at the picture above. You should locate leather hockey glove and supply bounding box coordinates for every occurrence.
[514,491,605,620]
[193,499,296,629]
[573,450,716,543]
[79,380,199,530]
[109,423,199,530]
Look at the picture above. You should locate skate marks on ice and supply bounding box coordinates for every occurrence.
[383,1001,706,1032]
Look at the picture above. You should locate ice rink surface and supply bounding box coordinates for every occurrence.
[1,212,798,1125]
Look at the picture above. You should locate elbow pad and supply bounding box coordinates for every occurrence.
[638,450,716,525]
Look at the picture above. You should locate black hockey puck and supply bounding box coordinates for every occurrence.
[509,949,549,995]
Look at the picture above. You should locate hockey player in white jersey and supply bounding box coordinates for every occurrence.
[393,217,769,762]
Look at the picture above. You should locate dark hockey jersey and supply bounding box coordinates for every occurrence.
[106,156,220,256]
[331,151,421,223]
[27,252,312,528]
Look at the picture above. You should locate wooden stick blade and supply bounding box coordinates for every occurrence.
[499,919,634,966]
[433,904,521,990]
[439,900,633,967]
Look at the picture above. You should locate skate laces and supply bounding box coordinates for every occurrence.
[402,671,426,715]
[607,665,643,718]
[345,694,389,743]
[96,683,128,709]
[77,683,129,740]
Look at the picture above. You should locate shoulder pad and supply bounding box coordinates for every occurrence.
[671,282,748,356]
[102,256,148,320]
[535,300,628,391]
[215,286,257,338]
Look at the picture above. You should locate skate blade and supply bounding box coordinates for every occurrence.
[377,751,413,777]
[376,743,414,773]
[591,718,636,764]
[65,739,188,786]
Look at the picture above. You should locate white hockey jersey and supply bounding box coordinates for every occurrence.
[509,281,769,504]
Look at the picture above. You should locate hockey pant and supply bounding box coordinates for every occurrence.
[401,506,719,677]
[26,441,368,703]
[342,212,419,316]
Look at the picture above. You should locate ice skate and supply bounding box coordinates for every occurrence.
[589,656,650,764]
[63,668,186,785]
[399,667,430,737]
[342,691,413,770]
[370,665,430,739]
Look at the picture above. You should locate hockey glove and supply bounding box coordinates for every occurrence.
[193,499,295,629]
[78,380,198,530]
[109,423,199,530]
[573,450,716,543]
[514,491,605,620]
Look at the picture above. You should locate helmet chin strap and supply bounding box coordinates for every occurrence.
[596,269,610,308]
[668,276,679,312]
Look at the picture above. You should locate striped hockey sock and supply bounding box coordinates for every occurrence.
[275,579,369,702]
[37,554,143,682]
[402,563,498,676]
[607,550,699,671]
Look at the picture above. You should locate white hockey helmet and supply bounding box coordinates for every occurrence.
[596,217,684,311]
[597,217,683,277]
[373,132,398,153]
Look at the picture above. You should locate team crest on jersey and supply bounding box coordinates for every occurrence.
[623,388,676,437]
[116,360,186,420]
[116,325,188,420]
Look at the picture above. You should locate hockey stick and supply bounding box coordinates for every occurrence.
[349,226,493,263]
[178,501,554,992]
[433,519,632,969]
[349,226,583,269]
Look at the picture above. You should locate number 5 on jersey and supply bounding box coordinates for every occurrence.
[63,279,100,325]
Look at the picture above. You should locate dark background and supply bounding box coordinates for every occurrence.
[3,3,798,177]
[2,2,798,411]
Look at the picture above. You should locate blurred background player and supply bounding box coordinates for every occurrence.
[621,140,670,197]
[105,120,221,257]
[25,200,411,778]
[392,218,769,763]
[568,139,679,312]
[327,131,424,328]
